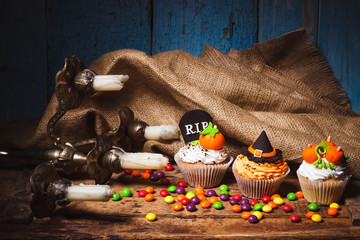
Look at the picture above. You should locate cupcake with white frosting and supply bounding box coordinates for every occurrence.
[297,137,351,205]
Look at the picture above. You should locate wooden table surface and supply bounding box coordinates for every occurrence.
[0,163,359,239]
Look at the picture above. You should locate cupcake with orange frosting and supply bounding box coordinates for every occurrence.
[232,131,290,199]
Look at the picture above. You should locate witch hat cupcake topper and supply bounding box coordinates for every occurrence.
[241,131,282,163]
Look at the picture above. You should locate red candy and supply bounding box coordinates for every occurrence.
[250,199,259,206]
[165,164,174,171]
[160,178,170,185]
[124,169,132,175]
[177,180,187,187]
[282,204,292,212]
[262,196,271,203]
[138,190,147,197]
[290,214,300,222]
[232,194,242,201]
[160,189,169,197]
[180,197,190,205]
[143,169,153,174]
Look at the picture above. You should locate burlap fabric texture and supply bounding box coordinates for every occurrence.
[1,28,359,178]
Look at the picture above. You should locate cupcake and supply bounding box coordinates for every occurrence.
[297,136,351,205]
[232,131,290,199]
[174,122,234,188]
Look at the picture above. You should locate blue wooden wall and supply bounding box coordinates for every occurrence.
[0,0,359,123]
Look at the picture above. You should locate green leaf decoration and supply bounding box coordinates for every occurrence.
[200,122,219,137]
[345,156,350,160]
[314,141,331,162]
[191,140,199,146]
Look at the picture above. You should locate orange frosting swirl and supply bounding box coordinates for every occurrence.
[234,154,289,179]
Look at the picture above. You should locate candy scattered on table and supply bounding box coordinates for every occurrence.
[168,186,177,193]
[308,203,318,211]
[145,193,154,202]
[176,187,185,194]
[261,196,271,203]
[286,192,297,201]
[271,194,281,200]
[305,211,316,219]
[160,178,170,185]
[200,200,211,208]
[241,203,251,211]
[252,211,263,220]
[282,204,292,212]
[229,198,239,206]
[180,197,190,205]
[231,205,242,213]
[141,172,151,180]
[209,196,219,204]
[131,170,141,177]
[328,207,338,216]
[160,189,169,197]
[273,197,284,205]
[176,194,186,202]
[121,188,132,197]
[250,199,259,206]
[145,186,154,194]
[177,180,187,187]
[213,201,223,210]
[239,199,249,205]
[219,190,229,195]
[295,191,304,198]
[146,213,156,221]
[241,211,251,220]
[173,203,183,211]
[253,203,263,211]
[143,169,152,173]
[186,203,196,211]
[164,195,174,203]
[111,192,121,201]
[290,214,300,222]
[262,205,272,213]
[311,214,322,223]
[124,169,132,174]
[206,190,217,197]
[329,203,340,209]
[219,193,229,201]
[247,215,258,223]
[191,196,200,204]
[138,190,147,197]
[232,194,242,201]
[267,201,277,209]
[219,184,229,191]
[165,163,174,171]
[150,174,159,181]
[155,171,165,179]
[186,192,196,199]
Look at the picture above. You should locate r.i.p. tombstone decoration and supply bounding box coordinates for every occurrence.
[178,109,213,143]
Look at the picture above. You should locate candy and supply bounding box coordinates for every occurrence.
[155,171,165,179]
[311,214,322,222]
[197,194,207,202]
[146,213,156,221]
[241,211,251,220]
[200,200,211,208]
[194,186,204,193]
[273,197,284,205]
[252,211,263,220]
[164,196,174,203]
[328,207,338,216]
[143,169,153,174]
[177,180,187,187]
[131,170,141,177]
[160,178,170,185]
[286,192,297,201]
[262,196,271,203]
[219,193,229,201]
[305,211,316,219]
[295,191,304,198]
[219,190,229,195]
[168,186,177,193]
[176,187,185,194]
[145,186,154,194]
[176,194,186,202]
[239,199,249,205]
[219,184,229,191]
[282,204,292,212]
[329,203,340,209]
[262,205,272,213]
[160,189,169,197]
[290,214,300,222]
[196,190,206,196]
[267,201,277,209]
[271,194,281,200]
[124,169,132,174]
[249,199,259,206]
[308,203,318,211]
[186,203,196,211]
[150,174,159,181]
[241,203,251,211]
[180,197,190,205]
[253,203,263,211]
[186,192,196,199]
[232,194,242,201]
[188,190,196,195]
[111,192,121,201]
[145,194,154,202]
[206,189,217,197]
[138,190,147,197]
[165,164,174,171]
[141,172,151,180]
[247,215,258,223]
[173,203,183,211]
[209,196,219,204]
[190,196,200,204]
[213,201,223,210]
[231,205,242,213]
[121,188,132,197]
[229,199,239,206]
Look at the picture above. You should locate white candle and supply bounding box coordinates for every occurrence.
[111,147,169,169]
[66,184,113,201]
[92,75,129,91]
[144,125,180,140]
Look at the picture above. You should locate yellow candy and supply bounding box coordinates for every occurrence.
[186,192,196,199]
[329,203,340,209]
[311,214,322,223]
[273,197,284,205]
[252,211,263,220]
[146,213,156,221]
[262,205,272,213]
[164,195,174,203]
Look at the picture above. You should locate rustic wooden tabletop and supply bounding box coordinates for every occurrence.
[0,163,359,239]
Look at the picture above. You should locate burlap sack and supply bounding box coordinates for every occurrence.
[1,28,359,178]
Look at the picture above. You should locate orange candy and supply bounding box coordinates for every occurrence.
[295,191,304,198]
[145,186,154,194]
[200,200,211,208]
[271,194,281,200]
[267,201,277,209]
[241,211,252,220]
[176,194,186,202]
[194,186,204,193]
[208,196,219,204]
[197,194,207,202]
[328,207,338,216]
[131,170,141,177]
[173,203,183,211]
[144,194,154,202]
[231,205,242,213]
[196,190,206,196]
[306,211,316,219]
[141,172,150,180]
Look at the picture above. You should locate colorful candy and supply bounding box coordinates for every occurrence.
[282,204,292,212]
[232,194,242,201]
[253,203,263,211]
[124,169,132,174]
[155,171,165,179]
[160,189,169,197]
[219,190,229,195]
[186,192,196,199]
[219,193,229,201]
[111,192,121,201]
[206,189,217,197]
[186,203,196,211]
[194,186,204,193]
[247,215,258,223]
[219,184,229,191]
[168,186,177,193]
[150,174,159,181]
[200,200,211,208]
[231,205,242,213]
[208,196,219,204]
[173,203,183,211]
[329,203,340,209]
[241,211,251,220]
[252,211,263,220]
[213,201,223,210]
[141,172,151,180]
[250,199,259,206]
[239,199,249,205]
[229,199,239,206]
[160,178,170,185]
[241,204,251,211]
[146,213,156,221]
[145,186,154,194]
[164,195,174,203]
[267,201,277,209]
[176,187,185,194]
[262,205,272,213]
[197,194,207,202]
[305,211,316,219]
[176,194,186,202]
[295,191,304,198]
[190,196,200,204]
[271,194,281,200]
[311,214,322,222]
[180,197,190,205]
[138,190,147,197]
[144,193,154,202]
[165,163,174,171]
[121,188,132,197]
[308,203,318,211]
[286,192,297,201]
[328,207,338,216]
[143,169,152,174]
[131,170,141,177]
[177,180,187,187]
[262,196,271,203]
[290,214,300,222]
[273,197,284,205]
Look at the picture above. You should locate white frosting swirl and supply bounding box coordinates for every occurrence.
[177,143,228,164]
[297,158,347,181]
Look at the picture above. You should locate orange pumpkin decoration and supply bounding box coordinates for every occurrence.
[199,122,225,150]
[302,145,318,164]
[325,146,344,165]
[318,136,335,147]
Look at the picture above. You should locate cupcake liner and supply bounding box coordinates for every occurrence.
[232,162,290,199]
[174,153,234,188]
[296,170,351,205]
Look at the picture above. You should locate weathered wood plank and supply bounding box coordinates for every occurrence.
[46,0,152,98]
[317,0,360,112]
[152,0,258,56]
[0,0,47,123]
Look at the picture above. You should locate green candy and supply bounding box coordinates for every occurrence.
[121,188,132,197]
[219,190,229,195]
[287,192,297,201]
[111,192,121,201]
[188,190,196,195]
[213,201,223,210]
[308,203,318,211]
[219,184,229,191]
[168,185,177,193]
[253,203,263,211]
